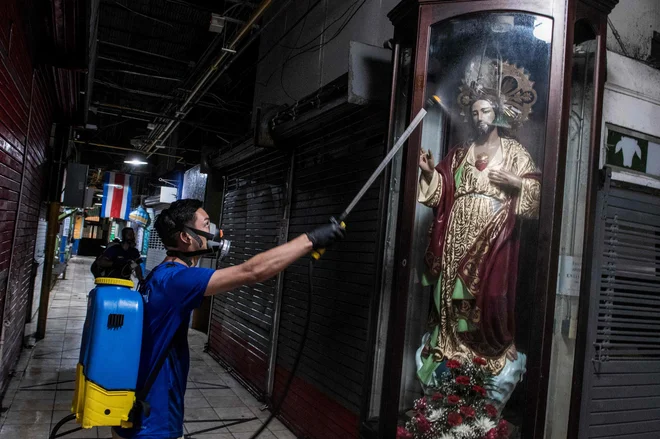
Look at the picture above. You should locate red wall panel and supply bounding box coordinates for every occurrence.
[0,0,53,392]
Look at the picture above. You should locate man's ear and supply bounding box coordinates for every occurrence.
[178,231,193,246]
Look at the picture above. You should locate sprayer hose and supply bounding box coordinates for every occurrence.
[248,259,315,439]
[49,413,77,439]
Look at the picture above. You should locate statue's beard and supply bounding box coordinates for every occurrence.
[473,121,495,138]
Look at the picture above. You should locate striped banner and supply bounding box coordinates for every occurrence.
[101,172,132,220]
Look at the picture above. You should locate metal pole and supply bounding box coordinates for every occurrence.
[36,202,60,340]
[266,151,295,398]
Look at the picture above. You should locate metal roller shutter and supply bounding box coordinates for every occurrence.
[273,105,388,439]
[208,149,289,395]
[578,179,660,438]
[146,209,167,272]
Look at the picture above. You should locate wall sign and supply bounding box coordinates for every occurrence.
[605,124,660,177]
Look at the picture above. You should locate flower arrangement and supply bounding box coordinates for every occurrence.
[397,357,509,439]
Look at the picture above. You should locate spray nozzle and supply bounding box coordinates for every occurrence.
[425,95,443,109]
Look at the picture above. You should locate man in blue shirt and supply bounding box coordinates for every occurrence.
[113,199,344,439]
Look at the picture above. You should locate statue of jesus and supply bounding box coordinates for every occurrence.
[415,88,541,404]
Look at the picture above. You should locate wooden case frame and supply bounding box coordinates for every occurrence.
[378,1,617,437]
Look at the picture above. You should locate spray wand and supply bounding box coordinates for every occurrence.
[311,94,442,259]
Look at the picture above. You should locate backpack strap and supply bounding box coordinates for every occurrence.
[129,322,186,421]
[128,262,185,423]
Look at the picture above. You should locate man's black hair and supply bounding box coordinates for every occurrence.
[121,227,135,241]
[154,199,203,248]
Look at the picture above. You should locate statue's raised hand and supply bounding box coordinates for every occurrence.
[419,148,435,182]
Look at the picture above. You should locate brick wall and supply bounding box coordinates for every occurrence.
[0,1,53,390]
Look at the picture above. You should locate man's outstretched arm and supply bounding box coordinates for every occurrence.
[204,222,344,296]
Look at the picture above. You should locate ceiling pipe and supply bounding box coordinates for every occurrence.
[98,56,162,73]
[144,0,295,157]
[96,68,182,82]
[95,107,240,136]
[99,40,192,64]
[74,140,187,164]
[93,81,239,113]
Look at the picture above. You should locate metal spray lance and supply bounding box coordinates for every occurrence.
[312,95,442,259]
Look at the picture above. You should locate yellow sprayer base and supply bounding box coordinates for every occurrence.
[72,363,135,429]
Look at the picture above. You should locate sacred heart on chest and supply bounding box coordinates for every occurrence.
[475,153,489,172]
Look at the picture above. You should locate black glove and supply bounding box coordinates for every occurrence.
[306,219,346,250]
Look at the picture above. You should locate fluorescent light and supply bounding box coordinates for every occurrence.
[124,151,148,166]
[125,159,148,166]
[94,203,102,206]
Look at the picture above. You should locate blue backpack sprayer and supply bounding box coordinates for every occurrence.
[49,96,441,439]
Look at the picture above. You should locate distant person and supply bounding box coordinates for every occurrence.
[93,228,144,281]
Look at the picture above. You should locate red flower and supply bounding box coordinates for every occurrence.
[472,385,487,396]
[416,415,432,433]
[486,428,498,439]
[455,375,471,385]
[485,404,498,418]
[396,426,413,439]
[431,392,444,401]
[498,419,509,437]
[473,356,488,366]
[459,406,476,418]
[447,395,461,405]
[414,397,427,412]
[447,412,463,427]
[446,359,461,369]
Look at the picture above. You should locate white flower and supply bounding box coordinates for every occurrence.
[474,416,496,433]
[439,433,454,439]
[427,408,445,422]
[453,424,473,438]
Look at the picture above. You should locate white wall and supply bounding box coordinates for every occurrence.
[607,0,660,61]
[600,50,660,166]
[253,0,399,111]
[543,39,660,439]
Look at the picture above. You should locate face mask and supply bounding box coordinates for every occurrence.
[185,223,231,260]
[166,223,232,267]
[205,223,232,260]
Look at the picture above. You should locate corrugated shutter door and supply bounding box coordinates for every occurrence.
[146,209,166,272]
[579,185,660,438]
[273,106,388,439]
[208,150,289,394]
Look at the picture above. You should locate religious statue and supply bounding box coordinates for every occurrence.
[415,58,541,408]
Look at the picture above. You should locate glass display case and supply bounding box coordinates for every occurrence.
[374,1,617,438]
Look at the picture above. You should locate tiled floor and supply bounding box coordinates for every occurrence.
[0,256,296,439]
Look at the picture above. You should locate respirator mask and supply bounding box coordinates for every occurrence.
[166,222,231,267]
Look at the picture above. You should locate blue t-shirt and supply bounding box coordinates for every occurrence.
[114,262,214,439]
